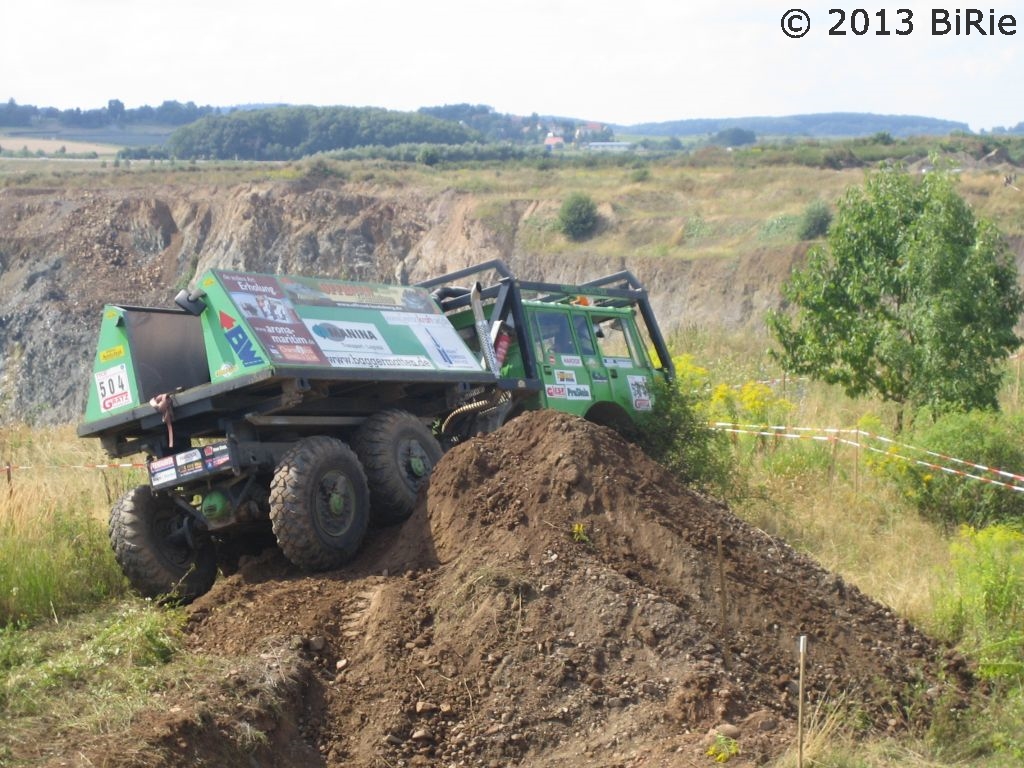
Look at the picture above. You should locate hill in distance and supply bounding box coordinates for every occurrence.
[618,112,972,138]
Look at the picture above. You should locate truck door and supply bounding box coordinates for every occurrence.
[529,308,594,418]
[590,314,655,417]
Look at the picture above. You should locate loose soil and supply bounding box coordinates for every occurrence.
[37,411,969,767]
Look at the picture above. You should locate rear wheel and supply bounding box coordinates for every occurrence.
[269,436,369,570]
[585,402,639,442]
[353,410,444,526]
[109,485,217,603]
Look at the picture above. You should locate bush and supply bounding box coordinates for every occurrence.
[638,373,732,493]
[875,411,1024,528]
[797,199,832,240]
[935,524,1024,667]
[557,192,599,241]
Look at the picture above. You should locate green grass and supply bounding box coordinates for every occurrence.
[0,601,184,766]
[0,600,298,767]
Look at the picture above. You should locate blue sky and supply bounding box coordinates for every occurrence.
[4,1,1021,131]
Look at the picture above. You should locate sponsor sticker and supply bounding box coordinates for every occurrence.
[95,364,133,413]
[566,384,592,401]
[628,375,652,411]
[205,454,232,471]
[219,312,265,368]
[546,385,567,399]
[177,460,205,479]
[306,319,390,354]
[149,456,175,472]
[413,325,479,370]
[150,467,178,487]
[99,345,125,363]
[175,449,202,466]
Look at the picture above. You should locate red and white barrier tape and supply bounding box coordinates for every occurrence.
[711,423,1024,493]
[2,462,147,474]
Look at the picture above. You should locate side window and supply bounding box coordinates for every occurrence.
[593,317,636,365]
[534,311,577,356]
[571,314,597,357]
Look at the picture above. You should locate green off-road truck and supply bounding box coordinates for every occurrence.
[78,260,673,600]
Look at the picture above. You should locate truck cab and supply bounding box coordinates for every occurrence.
[418,260,673,438]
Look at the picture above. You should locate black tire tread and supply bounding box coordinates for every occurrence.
[269,436,369,571]
[108,484,217,602]
[352,410,443,526]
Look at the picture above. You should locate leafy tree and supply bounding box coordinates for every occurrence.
[768,165,1023,431]
[557,192,599,240]
[107,99,125,123]
[710,127,755,147]
[167,105,481,160]
[0,98,35,127]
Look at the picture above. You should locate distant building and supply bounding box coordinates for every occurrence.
[544,135,565,151]
[574,122,606,140]
[584,141,632,152]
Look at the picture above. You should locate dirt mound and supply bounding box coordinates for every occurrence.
[56,411,967,768]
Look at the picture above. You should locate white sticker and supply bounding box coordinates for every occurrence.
[381,311,450,327]
[412,325,479,370]
[628,375,652,411]
[175,449,202,467]
[95,364,133,412]
[566,384,592,401]
[603,357,634,368]
[305,319,391,354]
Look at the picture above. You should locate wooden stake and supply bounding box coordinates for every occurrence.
[1016,353,1021,407]
[717,536,733,671]
[853,432,860,493]
[798,635,807,768]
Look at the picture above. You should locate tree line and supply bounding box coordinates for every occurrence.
[2,98,621,160]
[1,98,217,128]
[163,106,483,160]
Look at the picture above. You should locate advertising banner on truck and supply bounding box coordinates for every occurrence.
[209,270,482,374]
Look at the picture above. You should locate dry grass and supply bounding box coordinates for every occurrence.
[0,425,140,624]
[733,453,949,626]
[0,135,117,155]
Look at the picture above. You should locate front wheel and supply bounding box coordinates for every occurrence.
[269,436,370,571]
[109,485,217,603]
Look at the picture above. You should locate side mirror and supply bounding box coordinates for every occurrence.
[174,289,207,316]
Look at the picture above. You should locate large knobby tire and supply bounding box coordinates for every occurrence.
[269,436,370,571]
[352,410,444,526]
[108,485,218,603]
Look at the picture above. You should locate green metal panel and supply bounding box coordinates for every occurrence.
[82,306,141,423]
